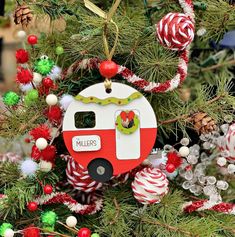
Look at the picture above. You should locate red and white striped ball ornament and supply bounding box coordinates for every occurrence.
[156,12,195,51]
[222,123,235,161]
[63,155,103,193]
[132,167,169,204]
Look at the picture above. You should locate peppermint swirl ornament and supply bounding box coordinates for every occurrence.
[132,167,169,204]
[63,155,103,193]
[156,13,195,51]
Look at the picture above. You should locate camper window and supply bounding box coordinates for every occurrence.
[74,111,96,129]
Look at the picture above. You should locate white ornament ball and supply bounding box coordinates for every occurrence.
[33,72,43,83]
[132,167,169,204]
[20,159,38,176]
[227,164,235,174]
[216,157,227,167]
[39,160,52,172]
[179,146,190,157]
[66,216,77,228]
[35,138,48,150]
[4,229,14,237]
[16,30,27,40]
[46,94,58,106]
[59,94,75,111]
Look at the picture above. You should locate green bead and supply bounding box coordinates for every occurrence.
[41,211,58,226]
[91,234,100,237]
[26,89,39,100]
[55,46,64,55]
[3,91,20,106]
[0,223,13,237]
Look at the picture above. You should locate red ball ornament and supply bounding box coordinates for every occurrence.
[165,163,176,173]
[16,49,29,64]
[43,77,54,88]
[23,226,41,237]
[28,35,38,45]
[27,201,38,211]
[43,184,53,194]
[99,60,118,78]
[77,228,91,237]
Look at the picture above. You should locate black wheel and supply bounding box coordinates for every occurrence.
[88,158,113,182]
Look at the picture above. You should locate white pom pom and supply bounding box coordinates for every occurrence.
[17,30,26,40]
[46,94,58,106]
[20,83,33,92]
[179,146,190,157]
[59,94,75,110]
[20,159,38,176]
[66,216,77,227]
[33,72,43,83]
[48,66,62,80]
[39,160,52,172]
[35,138,48,150]
[4,229,14,237]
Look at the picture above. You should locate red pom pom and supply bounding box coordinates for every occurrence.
[31,145,41,161]
[27,201,38,211]
[77,228,91,237]
[45,105,62,124]
[16,67,33,84]
[44,184,53,194]
[30,124,51,141]
[16,49,29,64]
[99,60,118,78]
[41,145,56,162]
[165,163,176,173]
[28,35,38,45]
[23,226,41,237]
[43,77,54,88]
[167,151,182,169]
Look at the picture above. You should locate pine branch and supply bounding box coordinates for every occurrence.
[141,218,199,237]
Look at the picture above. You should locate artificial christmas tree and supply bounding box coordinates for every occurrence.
[0,0,235,236]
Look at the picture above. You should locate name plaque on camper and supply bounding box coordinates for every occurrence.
[72,135,101,152]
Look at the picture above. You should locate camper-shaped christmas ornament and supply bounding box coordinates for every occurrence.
[63,82,157,182]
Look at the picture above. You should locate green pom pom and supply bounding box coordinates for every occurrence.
[41,211,58,226]
[0,223,13,237]
[91,234,100,237]
[26,89,39,100]
[55,46,64,55]
[3,91,20,106]
[34,56,55,75]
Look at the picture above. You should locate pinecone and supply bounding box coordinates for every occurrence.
[14,4,33,27]
[190,112,217,134]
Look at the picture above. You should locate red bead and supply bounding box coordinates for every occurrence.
[77,228,91,237]
[27,201,38,211]
[27,35,38,45]
[99,60,118,78]
[43,77,54,88]
[165,163,176,173]
[44,184,53,194]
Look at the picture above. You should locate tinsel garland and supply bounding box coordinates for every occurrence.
[183,200,235,215]
[34,192,103,215]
